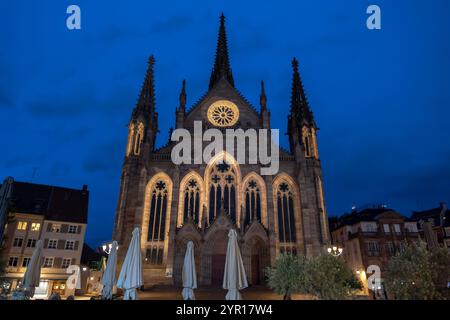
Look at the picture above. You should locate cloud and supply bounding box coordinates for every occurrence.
[82,159,111,173]
[24,84,133,119]
[88,15,193,46]
[0,63,14,108]
[2,155,38,169]
[50,162,71,177]
[0,90,12,108]
[92,25,152,45]
[25,87,96,117]
[150,15,193,35]
[388,157,450,201]
[82,140,123,174]
[26,100,84,117]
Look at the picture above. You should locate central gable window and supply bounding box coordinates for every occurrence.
[207,100,239,127]
[208,160,237,224]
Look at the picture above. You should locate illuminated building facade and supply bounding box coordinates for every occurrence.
[329,207,421,296]
[113,15,329,286]
[0,179,88,298]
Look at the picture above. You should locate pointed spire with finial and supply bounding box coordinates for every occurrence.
[179,79,186,110]
[209,13,235,89]
[290,57,314,126]
[260,80,267,111]
[133,55,156,121]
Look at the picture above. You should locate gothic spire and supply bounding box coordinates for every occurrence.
[179,79,186,110]
[290,57,314,126]
[209,13,235,90]
[260,80,267,111]
[133,55,156,121]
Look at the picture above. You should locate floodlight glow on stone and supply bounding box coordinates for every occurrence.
[207,100,239,127]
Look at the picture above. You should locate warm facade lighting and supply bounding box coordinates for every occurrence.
[327,246,343,257]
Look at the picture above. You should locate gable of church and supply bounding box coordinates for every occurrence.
[185,79,261,131]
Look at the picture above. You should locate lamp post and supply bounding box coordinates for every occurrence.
[102,242,118,255]
[327,245,343,257]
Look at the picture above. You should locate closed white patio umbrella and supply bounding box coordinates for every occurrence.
[101,240,118,299]
[223,229,248,300]
[117,228,143,300]
[22,239,43,297]
[182,241,197,300]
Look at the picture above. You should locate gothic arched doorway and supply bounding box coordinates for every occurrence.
[211,231,228,285]
[250,240,265,285]
[173,237,201,286]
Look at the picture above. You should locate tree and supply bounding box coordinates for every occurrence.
[267,253,361,300]
[384,241,450,300]
[266,253,305,300]
[300,254,362,300]
[430,245,450,293]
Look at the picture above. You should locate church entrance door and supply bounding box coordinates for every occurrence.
[250,239,266,285]
[251,254,260,285]
[211,254,226,285]
[210,232,228,285]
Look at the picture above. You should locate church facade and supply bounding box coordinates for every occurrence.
[112,15,330,286]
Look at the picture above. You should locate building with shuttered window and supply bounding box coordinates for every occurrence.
[329,206,421,298]
[0,178,88,298]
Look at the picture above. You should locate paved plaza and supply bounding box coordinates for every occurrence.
[135,285,314,300]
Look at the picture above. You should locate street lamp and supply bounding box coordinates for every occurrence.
[327,245,343,257]
[102,242,118,255]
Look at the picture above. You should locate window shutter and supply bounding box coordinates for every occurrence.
[77,225,82,234]
[74,241,79,250]
[44,239,49,249]
[61,224,68,233]
[71,258,76,265]
[57,240,65,250]
[54,257,62,268]
[46,223,52,232]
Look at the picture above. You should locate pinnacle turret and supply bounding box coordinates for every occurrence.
[132,55,156,121]
[290,57,314,126]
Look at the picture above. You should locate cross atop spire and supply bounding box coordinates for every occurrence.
[290,57,314,126]
[133,55,156,120]
[209,13,235,90]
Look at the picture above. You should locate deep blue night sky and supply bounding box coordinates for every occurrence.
[1,1,449,246]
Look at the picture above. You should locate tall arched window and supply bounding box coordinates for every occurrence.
[311,127,319,159]
[134,123,144,155]
[302,126,319,159]
[302,127,312,157]
[208,161,237,224]
[244,180,261,228]
[316,176,328,242]
[147,180,168,242]
[183,179,200,225]
[276,182,296,243]
[304,135,311,157]
[126,123,135,156]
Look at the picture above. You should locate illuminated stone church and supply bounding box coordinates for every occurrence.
[113,14,329,286]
